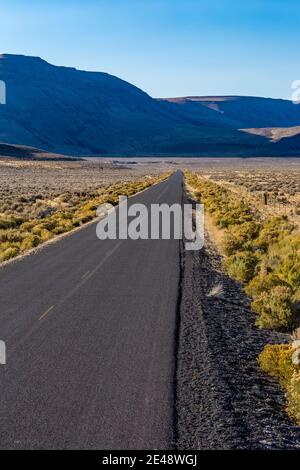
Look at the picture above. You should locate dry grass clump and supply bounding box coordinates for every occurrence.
[259,343,300,424]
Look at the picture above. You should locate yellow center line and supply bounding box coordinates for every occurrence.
[38,305,54,321]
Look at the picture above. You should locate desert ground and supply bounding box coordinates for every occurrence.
[0,157,173,262]
[1,155,300,449]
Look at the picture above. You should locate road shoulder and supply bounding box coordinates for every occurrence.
[176,223,300,449]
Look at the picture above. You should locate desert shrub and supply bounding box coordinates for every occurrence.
[71,218,81,227]
[59,193,71,203]
[0,215,24,229]
[259,343,300,424]
[0,229,24,243]
[73,212,94,225]
[39,219,58,231]
[39,229,54,241]
[258,343,294,387]
[185,171,255,231]
[223,221,261,256]
[20,221,35,231]
[254,216,294,251]
[20,234,41,251]
[224,251,259,283]
[217,201,253,228]
[269,236,300,291]
[275,257,300,291]
[252,285,293,329]
[52,219,75,235]
[287,371,300,423]
[245,273,280,297]
[80,201,99,213]
[248,235,300,326]
[0,246,20,261]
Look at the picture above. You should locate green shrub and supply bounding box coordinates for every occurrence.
[52,220,75,235]
[223,221,261,256]
[254,216,294,251]
[245,273,280,297]
[20,221,35,231]
[259,343,300,424]
[0,229,24,243]
[224,251,259,283]
[0,246,20,261]
[39,229,54,241]
[258,343,294,387]
[20,234,41,251]
[252,285,293,329]
[269,235,300,291]
[287,371,300,424]
[0,215,24,229]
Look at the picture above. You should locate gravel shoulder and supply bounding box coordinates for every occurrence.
[176,211,300,449]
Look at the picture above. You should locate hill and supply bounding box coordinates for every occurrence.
[0,54,300,156]
[0,142,80,160]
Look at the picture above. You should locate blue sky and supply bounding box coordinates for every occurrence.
[1,0,299,98]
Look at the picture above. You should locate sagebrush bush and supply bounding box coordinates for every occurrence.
[252,285,293,329]
[20,234,41,251]
[245,272,280,298]
[0,215,24,229]
[223,221,261,256]
[270,236,300,291]
[258,343,294,387]
[0,246,20,261]
[254,216,294,252]
[287,371,300,423]
[225,251,259,283]
[259,343,300,424]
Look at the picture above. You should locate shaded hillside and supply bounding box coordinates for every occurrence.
[160,96,300,128]
[0,142,79,160]
[0,54,268,156]
[0,54,300,156]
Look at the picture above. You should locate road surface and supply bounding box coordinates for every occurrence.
[0,171,182,449]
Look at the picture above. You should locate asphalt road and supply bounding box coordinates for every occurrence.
[0,171,182,450]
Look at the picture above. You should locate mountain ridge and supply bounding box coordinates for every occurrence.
[0,53,300,157]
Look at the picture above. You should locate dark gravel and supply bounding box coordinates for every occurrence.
[176,228,300,450]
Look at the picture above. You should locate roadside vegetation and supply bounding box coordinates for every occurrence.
[0,159,171,263]
[188,159,300,223]
[185,170,300,424]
